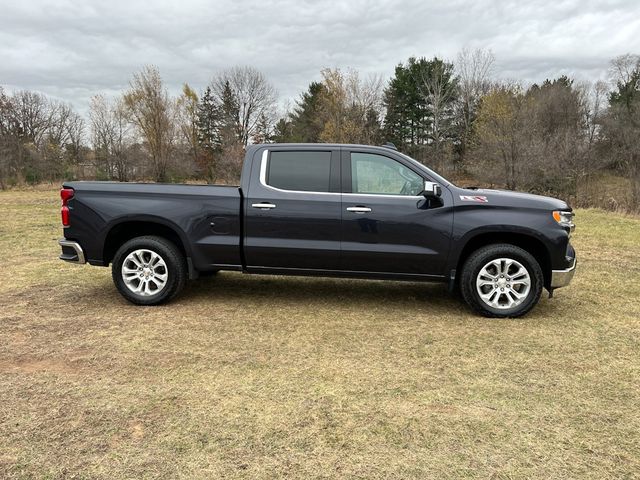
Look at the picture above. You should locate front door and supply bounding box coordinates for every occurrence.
[340,150,452,276]
[244,148,342,271]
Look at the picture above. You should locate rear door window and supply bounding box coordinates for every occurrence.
[267,151,332,192]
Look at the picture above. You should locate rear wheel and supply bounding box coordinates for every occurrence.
[460,244,543,318]
[112,236,186,305]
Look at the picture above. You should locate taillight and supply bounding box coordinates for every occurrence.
[60,187,74,227]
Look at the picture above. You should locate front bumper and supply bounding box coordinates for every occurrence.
[59,239,86,264]
[550,256,576,288]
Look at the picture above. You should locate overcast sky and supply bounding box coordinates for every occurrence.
[1,0,639,114]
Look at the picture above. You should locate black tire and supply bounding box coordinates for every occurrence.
[460,244,543,318]
[112,236,187,305]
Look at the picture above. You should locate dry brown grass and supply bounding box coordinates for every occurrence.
[1,189,639,479]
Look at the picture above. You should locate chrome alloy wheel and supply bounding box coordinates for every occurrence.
[476,258,531,310]
[121,249,168,296]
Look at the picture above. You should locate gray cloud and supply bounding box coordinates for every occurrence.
[1,0,639,114]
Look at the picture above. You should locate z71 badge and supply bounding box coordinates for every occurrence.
[459,195,488,203]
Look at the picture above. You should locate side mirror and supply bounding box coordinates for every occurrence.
[423,181,442,198]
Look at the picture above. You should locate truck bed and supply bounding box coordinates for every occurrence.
[62,181,243,271]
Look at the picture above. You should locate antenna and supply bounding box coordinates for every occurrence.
[382,142,397,150]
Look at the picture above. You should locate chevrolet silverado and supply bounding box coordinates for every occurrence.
[58,143,576,317]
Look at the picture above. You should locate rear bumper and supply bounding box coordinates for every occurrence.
[550,256,576,288]
[58,239,86,264]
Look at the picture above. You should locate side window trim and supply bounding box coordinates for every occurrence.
[342,149,425,198]
[259,149,341,195]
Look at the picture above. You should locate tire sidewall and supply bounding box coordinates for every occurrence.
[112,237,184,305]
[462,245,543,318]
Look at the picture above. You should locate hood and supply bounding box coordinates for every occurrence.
[453,186,570,211]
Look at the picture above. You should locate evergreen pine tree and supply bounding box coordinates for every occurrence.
[196,86,220,153]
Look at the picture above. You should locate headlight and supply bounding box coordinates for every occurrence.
[553,210,575,235]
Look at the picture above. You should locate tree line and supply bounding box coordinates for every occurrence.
[1,50,638,211]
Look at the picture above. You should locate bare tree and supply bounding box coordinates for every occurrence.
[47,102,73,146]
[469,83,533,190]
[348,71,385,116]
[46,102,85,177]
[5,92,82,181]
[0,87,19,188]
[471,76,612,204]
[317,68,384,144]
[65,108,85,166]
[10,90,54,145]
[529,78,589,198]
[579,81,609,199]
[90,95,132,181]
[216,142,245,184]
[603,54,640,209]
[123,66,176,182]
[348,71,385,144]
[210,66,277,145]
[176,83,200,167]
[317,68,349,142]
[416,58,459,172]
[583,81,608,146]
[456,48,495,162]
[609,54,640,87]
[89,95,113,177]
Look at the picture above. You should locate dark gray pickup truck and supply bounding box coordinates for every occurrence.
[58,143,576,317]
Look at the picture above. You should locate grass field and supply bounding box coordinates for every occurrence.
[1,188,639,479]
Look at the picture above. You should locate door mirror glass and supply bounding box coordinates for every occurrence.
[423,181,442,198]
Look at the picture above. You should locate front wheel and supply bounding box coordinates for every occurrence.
[460,244,543,318]
[112,236,187,305]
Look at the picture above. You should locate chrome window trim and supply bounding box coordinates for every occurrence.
[259,149,424,199]
[260,149,338,196]
[344,192,424,199]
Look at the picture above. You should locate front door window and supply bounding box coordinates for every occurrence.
[351,153,423,196]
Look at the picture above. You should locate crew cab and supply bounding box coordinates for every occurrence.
[58,143,576,317]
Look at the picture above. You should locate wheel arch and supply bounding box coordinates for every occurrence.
[455,230,552,289]
[102,217,190,266]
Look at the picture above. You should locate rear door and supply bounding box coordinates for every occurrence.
[244,147,342,271]
[340,149,453,276]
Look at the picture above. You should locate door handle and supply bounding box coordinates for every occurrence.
[252,202,277,210]
[346,206,372,213]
